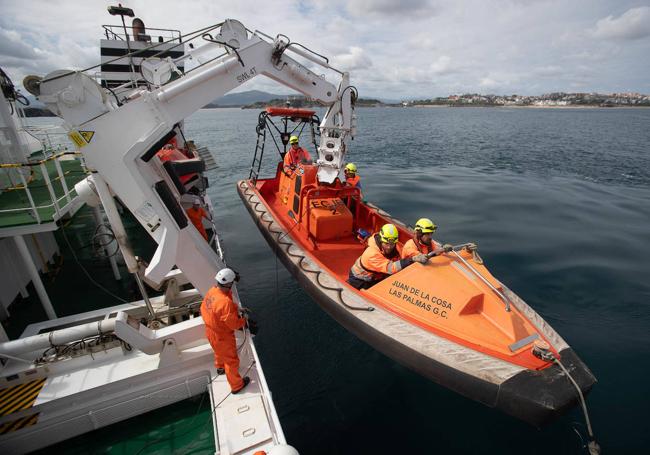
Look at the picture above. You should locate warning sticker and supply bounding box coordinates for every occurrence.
[79,130,94,143]
[68,131,87,148]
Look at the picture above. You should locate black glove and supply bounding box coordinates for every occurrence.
[443,244,453,253]
[247,318,258,335]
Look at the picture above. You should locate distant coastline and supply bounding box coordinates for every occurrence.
[204,92,650,110]
[411,104,650,109]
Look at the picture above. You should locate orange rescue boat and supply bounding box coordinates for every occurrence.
[237,114,595,427]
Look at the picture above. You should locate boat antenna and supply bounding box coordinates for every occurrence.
[108,4,137,88]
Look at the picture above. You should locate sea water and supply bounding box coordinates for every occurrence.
[35,106,650,454]
[187,106,650,454]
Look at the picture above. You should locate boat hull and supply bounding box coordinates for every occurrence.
[237,179,596,426]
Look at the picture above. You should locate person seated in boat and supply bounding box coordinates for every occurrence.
[348,224,429,290]
[186,197,211,241]
[200,268,252,394]
[402,218,453,260]
[283,135,312,176]
[403,218,441,258]
[344,163,362,191]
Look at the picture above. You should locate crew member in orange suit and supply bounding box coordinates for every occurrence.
[344,163,362,191]
[402,218,453,260]
[283,135,312,175]
[402,218,440,258]
[200,268,255,393]
[348,224,429,290]
[186,197,210,240]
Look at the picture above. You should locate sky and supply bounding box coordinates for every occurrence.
[1,0,649,100]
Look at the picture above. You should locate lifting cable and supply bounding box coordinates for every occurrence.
[59,220,129,304]
[92,223,120,258]
[554,355,600,455]
[533,342,600,454]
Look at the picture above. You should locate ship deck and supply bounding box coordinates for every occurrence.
[0,157,87,230]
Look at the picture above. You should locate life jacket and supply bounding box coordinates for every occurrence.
[401,236,437,259]
[157,145,197,184]
[346,174,361,188]
[350,234,403,282]
[283,146,312,175]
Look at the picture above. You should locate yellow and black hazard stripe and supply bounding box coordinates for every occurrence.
[0,378,46,435]
[0,412,39,435]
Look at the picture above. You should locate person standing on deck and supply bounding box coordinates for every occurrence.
[200,268,253,394]
[186,197,210,241]
[348,224,428,290]
[283,135,312,175]
[402,218,453,259]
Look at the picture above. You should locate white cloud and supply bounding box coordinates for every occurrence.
[0,29,43,60]
[593,6,650,40]
[429,55,454,75]
[0,0,647,99]
[479,77,498,88]
[533,65,563,77]
[330,46,372,71]
[346,0,435,17]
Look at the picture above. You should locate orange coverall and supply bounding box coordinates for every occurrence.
[401,238,440,259]
[349,234,404,283]
[200,286,246,391]
[346,174,361,188]
[283,146,312,175]
[186,206,208,240]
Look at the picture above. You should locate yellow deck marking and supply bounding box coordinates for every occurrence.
[0,378,46,416]
[0,378,45,434]
[0,413,40,435]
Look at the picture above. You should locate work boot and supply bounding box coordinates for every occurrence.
[216,368,225,375]
[232,376,250,394]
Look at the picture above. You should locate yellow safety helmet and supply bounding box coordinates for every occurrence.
[379,224,399,243]
[414,218,437,234]
[289,135,299,144]
[345,163,357,173]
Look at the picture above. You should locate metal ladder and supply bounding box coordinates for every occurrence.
[249,124,266,182]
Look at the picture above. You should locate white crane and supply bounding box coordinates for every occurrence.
[32,19,357,296]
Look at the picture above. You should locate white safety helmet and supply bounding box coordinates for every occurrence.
[193,197,201,205]
[215,268,239,287]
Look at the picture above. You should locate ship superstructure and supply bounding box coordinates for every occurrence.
[0,9,358,452]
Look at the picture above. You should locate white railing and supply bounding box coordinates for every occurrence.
[0,152,88,226]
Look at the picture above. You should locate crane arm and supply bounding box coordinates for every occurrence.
[34,19,356,295]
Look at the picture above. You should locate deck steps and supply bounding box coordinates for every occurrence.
[197,146,217,170]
